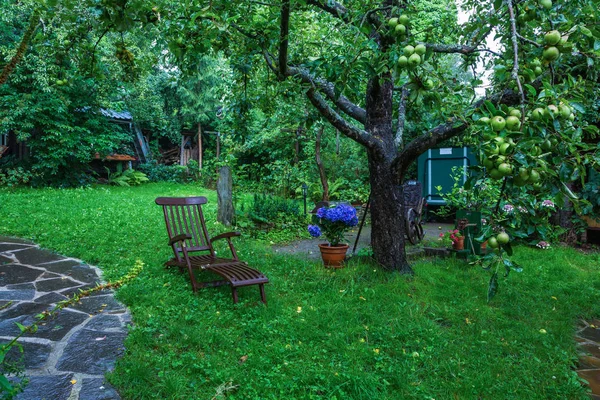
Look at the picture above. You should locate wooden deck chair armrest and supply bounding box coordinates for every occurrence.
[168,233,192,246]
[209,231,241,244]
[210,231,241,261]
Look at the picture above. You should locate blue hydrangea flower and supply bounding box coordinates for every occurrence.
[316,207,327,218]
[308,224,322,237]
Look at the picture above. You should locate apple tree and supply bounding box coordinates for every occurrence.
[146,0,599,275]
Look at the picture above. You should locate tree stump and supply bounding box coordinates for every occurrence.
[217,166,234,226]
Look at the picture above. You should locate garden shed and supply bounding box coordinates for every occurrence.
[417,146,477,206]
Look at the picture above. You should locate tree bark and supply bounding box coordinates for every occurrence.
[364,74,412,274]
[315,125,329,201]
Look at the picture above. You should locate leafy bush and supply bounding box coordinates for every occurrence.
[0,166,37,187]
[106,168,149,186]
[137,163,189,183]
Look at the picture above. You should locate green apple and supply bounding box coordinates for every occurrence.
[547,104,558,116]
[491,116,506,132]
[544,30,561,46]
[388,18,399,28]
[483,158,494,169]
[398,56,408,67]
[543,46,560,62]
[529,169,541,183]
[423,78,434,90]
[408,53,421,67]
[505,115,521,130]
[399,15,409,25]
[395,24,406,34]
[497,232,510,245]
[489,168,504,180]
[488,236,499,248]
[539,0,552,9]
[509,109,522,118]
[518,167,530,180]
[403,45,415,56]
[499,142,512,155]
[559,104,572,119]
[541,139,552,151]
[498,163,513,176]
[479,116,490,125]
[513,175,527,187]
[531,108,545,121]
[534,66,543,76]
[414,44,426,55]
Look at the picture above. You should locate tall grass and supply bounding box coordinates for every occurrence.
[1,183,599,399]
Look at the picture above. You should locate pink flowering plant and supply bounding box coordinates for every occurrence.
[308,204,358,246]
[448,229,463,245]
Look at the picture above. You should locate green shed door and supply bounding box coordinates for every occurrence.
[417,147,476,206]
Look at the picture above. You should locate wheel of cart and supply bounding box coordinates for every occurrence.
[403,180,425,245]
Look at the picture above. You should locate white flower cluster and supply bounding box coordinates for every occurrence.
[541,200,555,208]
[536,241,551,249]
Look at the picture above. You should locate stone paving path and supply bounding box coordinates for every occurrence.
[0,236,129,400]
[576,319,600,399]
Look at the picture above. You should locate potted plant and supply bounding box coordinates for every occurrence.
[448,229,465,250]
[308,204,358,268]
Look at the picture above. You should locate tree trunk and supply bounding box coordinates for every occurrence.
[217,166,234,226]
[364,74,413,274]
[315,125,329,201]
[368,154,411,273]
[197,123,203,170]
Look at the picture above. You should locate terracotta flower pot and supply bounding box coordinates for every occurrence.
[452,236,465,250]
[318,244,349,268]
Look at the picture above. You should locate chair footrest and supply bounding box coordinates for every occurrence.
[205,262,269,287]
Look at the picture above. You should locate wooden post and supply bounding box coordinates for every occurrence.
[197,123,203,170]
[179,135,186,166]
[315,126,329,201]
[216,132,221,160]
[217,166,234,226]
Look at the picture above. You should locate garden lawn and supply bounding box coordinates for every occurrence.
[1,183,600,399]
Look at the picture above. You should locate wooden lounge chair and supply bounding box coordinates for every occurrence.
[155,196,268,304]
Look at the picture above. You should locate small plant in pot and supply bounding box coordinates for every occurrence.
[308,204,358,268]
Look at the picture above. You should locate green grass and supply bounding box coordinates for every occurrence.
[1,183,600,399]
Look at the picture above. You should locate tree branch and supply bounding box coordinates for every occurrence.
[305,87,380,151]
[517,32,542,47]
[395,86,409,148]
[505,0,526,115]
[288,65,366,124]
[391,87,523,178]
[278,0,290,79]
[0,9,40,85]
[305,0,350,23]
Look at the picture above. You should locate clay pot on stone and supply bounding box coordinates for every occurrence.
[452,236,465,251]
[318,244,349,268]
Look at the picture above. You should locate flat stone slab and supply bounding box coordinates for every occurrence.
[69,295,126,315]
[67,264,101,284]
[0,289,36,301]
[14,373,74,400]
[0,243,32,252]
[10,247,65,266]
[56,328,127,374]
[0,265,44,286]
[0,254,12,264]
[34,292,68,304]
[42,259,84,274]
[85,314,124,331]
[35,277,82,292]
[2,340,53,369]
[79,378,121,400]
[29,309,90,341]
[0,237,33,245]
